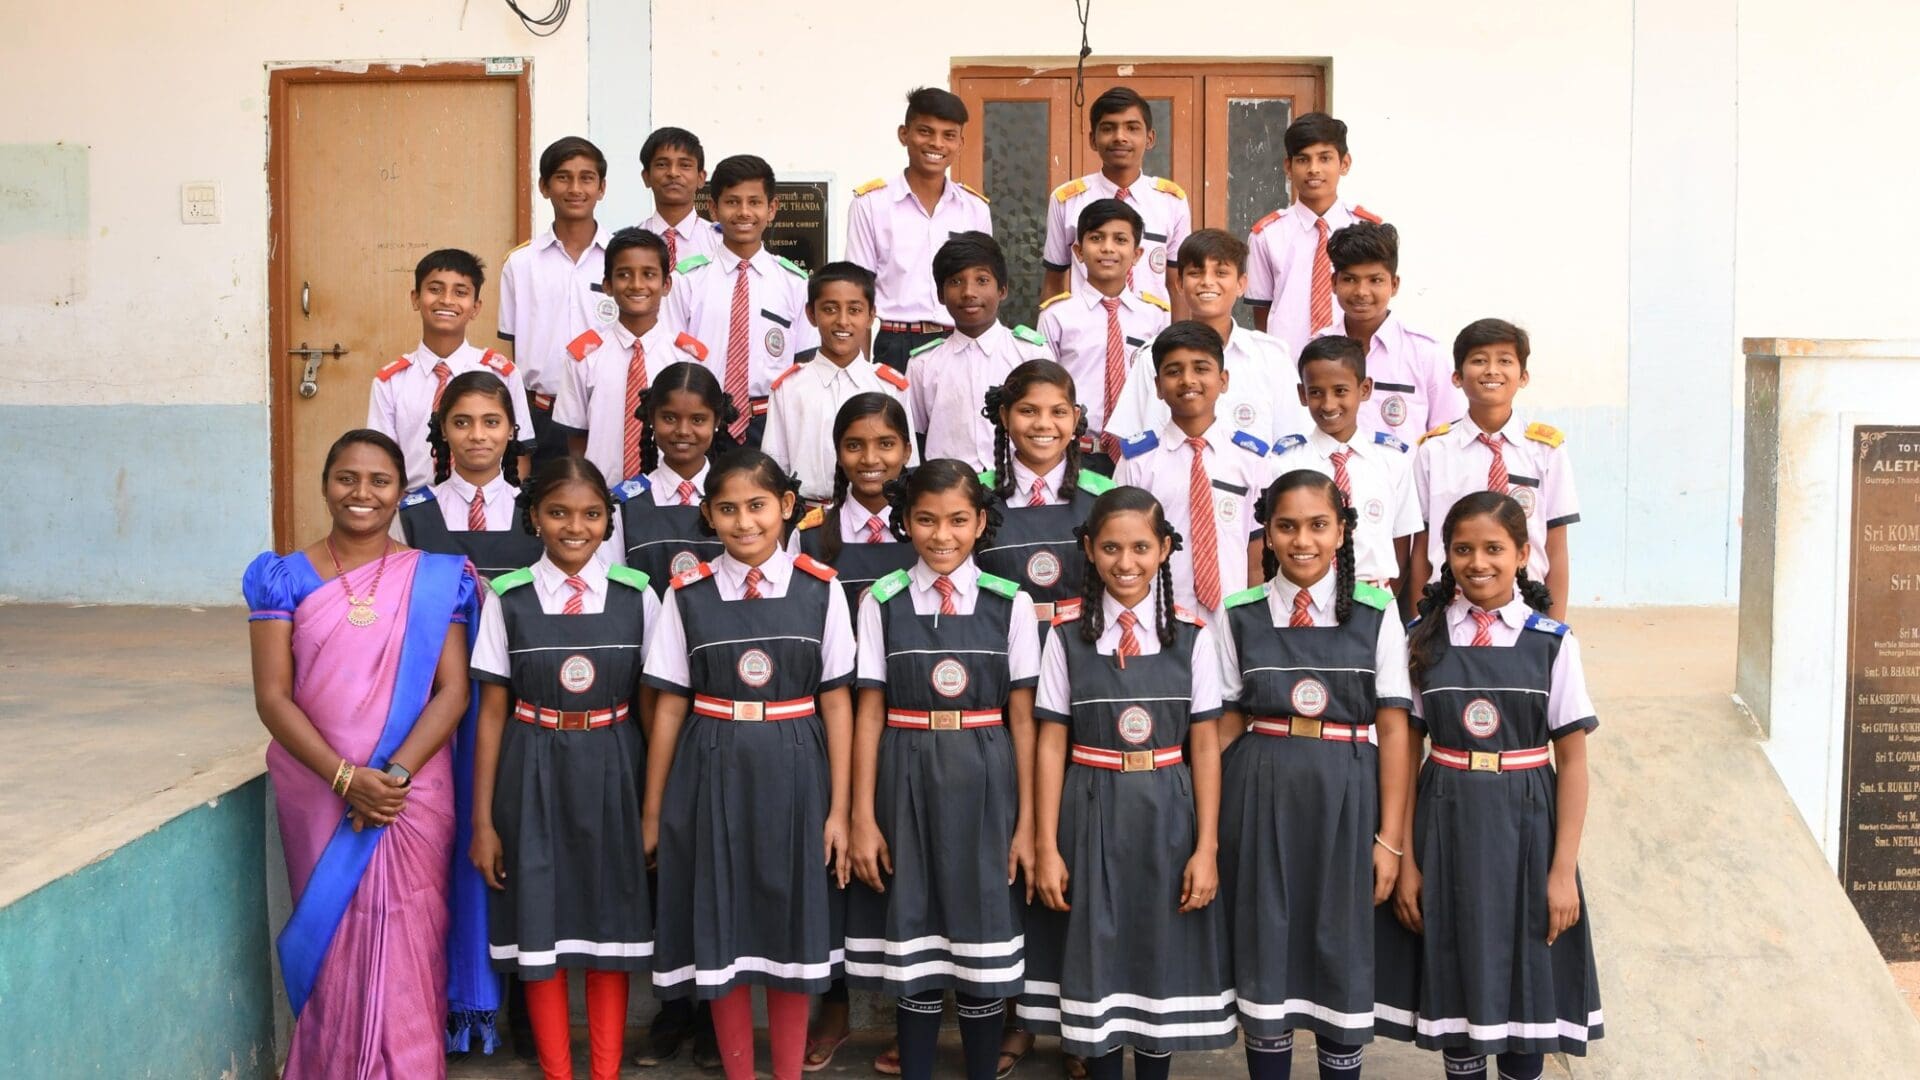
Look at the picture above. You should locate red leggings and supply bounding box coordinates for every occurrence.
[709,985,810,1080]
[522,970,629,1080]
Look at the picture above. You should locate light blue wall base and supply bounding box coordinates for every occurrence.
[0,404,270,604]
[0,778,273,1078]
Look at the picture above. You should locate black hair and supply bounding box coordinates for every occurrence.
[884,458,1001,549]
[1076,198,1144,244]
[322,428,406,485]
[1175,229,1248,275]
[818,392,913,564]
[427,371,521,487]
[604,226,672,280]
[1151,320,1226,373]
[540,135,608,182]
[1074,485,1183,652]
[932,230,1009,291]
[1327,220,1398,276]
[1297,334,1368,381]
[983,360,1086,502]
[1255,470,1357,624]
[413,248,484,292]
[640,126,706,172]
[709,154,776,203]
[904,86,969,127]
[696,447,804,538]
[1284,112,1350,159]
[1407,491,1553,681]
[1089,86,1154,131]
[635,361,737,477]
[1452,318,1532,373]
[808,260,878,307]
[517,455,616,541]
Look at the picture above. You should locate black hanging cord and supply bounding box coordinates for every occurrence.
[1074,1,1093,107]
[505,0,570,37]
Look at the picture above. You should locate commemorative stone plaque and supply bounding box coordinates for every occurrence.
[693,180,831,272]
[1840,424,1920,960]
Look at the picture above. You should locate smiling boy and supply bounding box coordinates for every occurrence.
[1244,113,1382,358]
[637,126,720,273]
[1312,221,1464,437]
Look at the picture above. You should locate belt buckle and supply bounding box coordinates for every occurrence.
[929,710,963,731]
[732,701,765,722]
[557,710,592,731]
[1469,750,1501,773]
[1033,602,1055,622]
[1290,717,1323,739]
[1120,750,1155,773]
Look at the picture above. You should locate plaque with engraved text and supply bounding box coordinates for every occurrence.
[1841,425,1920,960]
[693,181,831,272]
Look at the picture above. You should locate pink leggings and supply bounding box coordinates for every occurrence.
[709,985,810,1080]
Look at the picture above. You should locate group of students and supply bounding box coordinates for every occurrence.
[274,83,1600,1080]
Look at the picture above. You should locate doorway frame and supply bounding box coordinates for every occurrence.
[265,61,534,549]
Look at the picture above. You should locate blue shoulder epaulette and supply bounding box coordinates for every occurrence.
[1524,612,1570,637]
[611,476,652,504]
[402,486,436,508]
[1120,430,1160,459]
[1231,430,1270,457]
[1269,433,1308,456]
[1373,430,1411,454]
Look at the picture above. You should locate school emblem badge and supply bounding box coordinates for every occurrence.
[1233,402,1258,428]
[1380,394,1407,428]
[1116,705,1154,745]
[1463,697,1501,738]
[1027,549,1062,587]
[1216,495,1237,524]
[1148,245,1168,274]
[1365,497,1386,524]
[931,658,969,699]
[765,326,786,357]
[670,550,700,577]
[737,648,774,688]
[559,654,597,694]
[1511,486,1537,516]
[595,295,619,324]
[1290,677,1329,718]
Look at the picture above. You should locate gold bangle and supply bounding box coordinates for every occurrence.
[330,759,347,795]
[1374,833,1405,859]
[332,759,355,797]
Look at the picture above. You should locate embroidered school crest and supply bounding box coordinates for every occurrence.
[1364,497,1386,524]
[1290,678,1329,718]
[931,658,970,699]
[1215,495,1238,525]
[765,326,786,357]
[1027,549,1063,587]
[595,295,619,324]
[1148,245,1168,275]
[1380,394,1408,428]
[737,648,774,688]
[1511,486,1537,516]
[1233,402,1258,428]
[559,654,597,694]
[1463,697,1501,738]
[1116,705,1154,745]
[670,550,700,577]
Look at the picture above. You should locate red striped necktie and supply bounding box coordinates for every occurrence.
[1309,217,1334,333]
[933,575,958,616]
[467,487,487,531]
[1115,609,1141,669]
[562,575,587,615]
[623,340,648,482]
[1186,437,1222,610]
[1470,608,1498,646]
[724,263,752,441]
[742,566,765,600]
[1290,588,1314,628]
[1478,433,1509,494]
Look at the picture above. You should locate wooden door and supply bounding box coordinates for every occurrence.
[1072,75,1199,206]
[268,64,531,549]
[1201,75,1323,238]
[954,76,1075,330]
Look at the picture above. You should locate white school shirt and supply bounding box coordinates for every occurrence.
[765,356,917,502]
[844,172,993,326]
[662,245,818,402]
[854,558,1041,687]
[471,554,661,679]
[785,502,899,555]
[433,470,520,532]
[637,209,723,272]
[642,549,857,693]
[1266,425,1423,584]
[1035,284,1170,438]
[1409,589,1597,737]
[1008,457,1071,506]
[1215,574,1413,708]
[1111,419,1269,622]
[551,319,711,484]
[1413,410,1580,583]
[608,459,710,567]
[367,340,538,491]
[1043,172,1192,300]
[1106,324,1310,452]
[499,226,615,396]
[906,322,1053,470]
[1312,312,1465,437]
[1035,582,1224,721]
[1244,199,1374,362]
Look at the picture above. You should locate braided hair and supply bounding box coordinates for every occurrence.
[884,458,1002,549]
[983,359,1086,502]
[695,447,805,539]
[427,371,520,486]
[1407,491,1552,680]
[634,361,736,480]
[818,393,913,565]
[1255,469,1358,624]
[1075,485,1183,650]
[516,455,616,541]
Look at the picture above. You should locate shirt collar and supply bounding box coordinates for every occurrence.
[715,549,792,592]
[413,339,482,367]
[891,170,963,208]
[956,321,1012,356]
[603,320,639,350]
[1266,571,1336,623]
[1089,171,1150,199]
[1461,408,1524,443]
[649,461,709,503]
[647,210,706,241]
[910,557,979,596]
[1079,283,1136,312]
[806,355,868,387]
[1160,418,1227,453]
[534,554,607,596]
[532,226,612,253]
[1101,581,1158,632]
[841,502,894,542]
[1446,586,1531,630]
[442,468,512,506]
[1011,455,1069,501]
[1306,425,1366,456]
[717,245,771,276]
[1286,199,1348,232]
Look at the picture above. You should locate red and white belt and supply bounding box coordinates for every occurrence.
[515,701,629,730]
[1248,717,1371,742]
[749,396,770,417]
[692,693,815,722]
[1429,746,1550,773]
[530,391,556,410]
[879,320,952,335]
[886,709,1004,731]
[1071,744,1184,772]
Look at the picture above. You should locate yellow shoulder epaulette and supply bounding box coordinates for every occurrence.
[1053,178,1089,203]
[796,505,827,531]
[503,238,531,260]
[957,180,990,204]
[1524,422,1565,449]
[1036,291,1073,312]
[1418,422,1452,445]
[1154,177,1188,201]
[853,177,888,197]
[1140,291,1170,312]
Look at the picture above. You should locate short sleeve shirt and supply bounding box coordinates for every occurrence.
[1413,411,1580,583]
[844,172,993,325]
[1266,425,1423,583]
[498,226,614,396]
[471,554,661,679]
[1043,172,1192,301]
[1035,285,1170,436]
[854,558,1040,688]
[365,340,537,490]
[1244,199,1368,361]
[1215,575,1413,709]
[1410,590,1597,738]
[906,323,1053,469]
[765,357,917,502]
[641,549,857,693]
[1111,419,1269,621]
[1313,312,1466,437]
[1036,583,1224,721]
[1106,324,1312,453]
[661,246,818,400]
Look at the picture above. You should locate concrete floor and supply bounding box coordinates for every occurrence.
[5,603,1920,1077]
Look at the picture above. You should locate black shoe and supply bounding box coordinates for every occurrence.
[633,1003,695,1067]
[691,1009,721,1071]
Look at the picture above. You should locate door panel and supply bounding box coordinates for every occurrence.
[1201,76,1321,237]
[955,77,1073,329]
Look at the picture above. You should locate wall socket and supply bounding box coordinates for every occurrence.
[181,182,220,224]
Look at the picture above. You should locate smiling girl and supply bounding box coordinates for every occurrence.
[401,371,542,578]
[791,393,918,608]
[609,361,735,589]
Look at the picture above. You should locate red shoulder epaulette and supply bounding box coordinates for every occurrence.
[1249,209,1284,235]
[874,365,909,391]
[376,356,412,382]
[1353,205,1383,225]
[480,349,515,376]
[674,332,710,361]
[1174,604,1206,628]
[794,553,839,582]
[771,363,806,391]
[1051,597,1084,626]
[566,329,603,361]
[669,562,715,590]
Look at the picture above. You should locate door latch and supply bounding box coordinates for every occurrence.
[290,342,348,398]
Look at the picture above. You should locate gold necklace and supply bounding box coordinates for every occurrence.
[326,535,392,627]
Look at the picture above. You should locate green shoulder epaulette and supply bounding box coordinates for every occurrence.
[1076,469,1116,495]
[908,337,947,358]
[978,572,1019,599]
[490,567,535,595]
[1352,581,1393,611]
[775,255,809,279]
[870,568,911,603]
[978,468,998,487]
[675,253,711,274]
[607,565,651,593]
[1012,324,1046,347]
[1223,585,1266,610]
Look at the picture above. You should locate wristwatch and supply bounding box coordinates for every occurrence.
[385,761,412,786]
